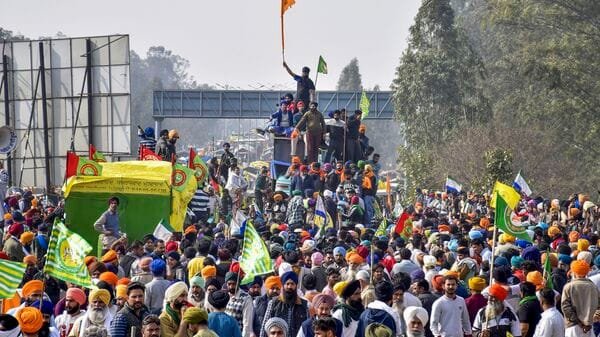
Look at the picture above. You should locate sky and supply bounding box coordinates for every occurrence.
[1,0,421,91]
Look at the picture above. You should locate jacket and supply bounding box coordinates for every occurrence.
[356,301,398,337]
[290,174,315,195]
[260,295,309,337]
[296,110,325,135]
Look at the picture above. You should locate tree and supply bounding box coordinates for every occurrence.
[336,58,363,91]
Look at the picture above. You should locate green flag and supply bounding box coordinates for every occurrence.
[360,91,370,119]
[494,193,532,242]
[153,219,174,242]
[375,218,388,237]
[0,259,26,299]
[317,55,328,74]
[239,220,273,284]
[543,249,554,289]
[44,221,94,288]
[172,163,195,192]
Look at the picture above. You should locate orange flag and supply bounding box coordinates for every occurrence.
[281,0,295,16]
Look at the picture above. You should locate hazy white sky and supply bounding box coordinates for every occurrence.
[1,0,420,90]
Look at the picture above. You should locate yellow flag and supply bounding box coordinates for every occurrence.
[281,0,296,15]
[490,181,521,210]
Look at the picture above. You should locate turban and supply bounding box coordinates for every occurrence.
[333,281,348,297]
[578,239,590,252]
[29,300,53,315]
[468,277,486,292]
[488,283,508,302]
[8,223,23,237]
[577,251,593,265]
[438,225,450,233]
[511,256,525,268]
[117,277,131,286]
[66,288,87,306]
[281,271,298,285]
[521,246,541,264]
[333,247,346,257]
[595,254,600,268]
[341,280,361,299]
[312,293,335,309]
[22,280,43,298]
[571,260,591,277]
[548,226,561,238]
[23,255,37,265]
[494,256,509,267]
[541,253,558,268]
[366,323,393,337]
[201,265,217,279]
[311,252,324,266]
[16,307,43,334]
[88,261,107,275]
[469,231,483,240]
[265,276,282,290]
[190,275,204,288]
[346,252,364,265]
[356,270,370,282]
[167,251,181,262]
[84,256,97,266]
[356,246,369,259]
[101,249,118,263]
[183,307,208,324]
[526,271,544,290]
[569,231,580,243]
[431,275,445,292]
[165,241,178,253]
[264,317,288,335]
[184,226,198,236]
[99,272,119,287]
[139,257,152,269]
[558,253,572,265]
[150,259,166,275]
[423,255,436,268]
[116,285,128,299]
[403,306,429,326]
[20,232,34,245]
[89,289,111,305]
[225,272,239,283]
[165,282,188,303]
[3,213,11,220]
[410,269,425,281]
[208,290,230,309]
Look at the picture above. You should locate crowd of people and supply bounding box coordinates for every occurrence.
[0,65,598,337]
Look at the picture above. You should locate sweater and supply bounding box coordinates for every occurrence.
[561,277,600,327]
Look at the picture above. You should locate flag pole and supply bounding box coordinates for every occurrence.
[235,219,250,292]
[314,57,320,89]
[488,192,499,286]
[280,15,285,62]
[89,144,92,160]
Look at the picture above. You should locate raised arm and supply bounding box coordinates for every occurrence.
[283,62,296,77]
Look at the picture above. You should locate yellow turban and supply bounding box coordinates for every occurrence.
[116,285,128,299]
[89,289,111,305]
[333,281,348,297]
[526,271,543,290]
[20,232,35,245]
[16,307,43,334]
[468,277,486,292]
[578,239,590,252]
[548,225,561,238]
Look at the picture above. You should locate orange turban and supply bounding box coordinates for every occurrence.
[23,255,37,266]
[578,239,590,252]
[548,226,561,238]
[84,256,97,266]
[431,275,445,292]
[488,284,508,301]
[569,231,580,243]
[184,226,198,235]
[20,232,35,245]
[99,272,119,286]
[201,265,217,279]
[541,253,558,268]
[117,277,131,286]
[438,225,450,233]
[3,213,12,220]
[346,252,364,265]
[265,276,282,290]
[526,271,544,290]
[16,307,43,334]
[479,218,490,229]
[101,249,118,263]
[22,280,44,298]
[569,208,580,218]
[571,260,591,277]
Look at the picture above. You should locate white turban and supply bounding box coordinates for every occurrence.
[578,251,593,265]
[165,281,188,303]
[278,262,292,276]
[403,306,428,326]
[423,255,436,268]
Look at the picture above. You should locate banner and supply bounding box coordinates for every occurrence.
[66,152,102,179]
[360,91,370,119]
[0,259,26,299]
[494,193,532,242]
[239,220,274,284]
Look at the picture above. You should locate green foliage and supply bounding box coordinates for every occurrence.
[336,58,363,91]
[483,148,513,187]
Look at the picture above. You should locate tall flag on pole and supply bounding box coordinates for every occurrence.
[139,146,162,161]
[280,0,296,57]
[315,196,334,239]
[394,211,411,239]
[44,221,94,288]
[360,91,370,119]
[490,181,521,210]
[445,177,462,194]
[0,259,26,299]
[189,147,208,183]
[494,193,531,242]
[65,151,102,179]
[317,55,328,74]
[171,163,195,192]
[153,219,173,242]
[89,144,107,162]
[239,220,274,284]
[543,249,554,289]
[375,218,388,237]
[513,171,532,197]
